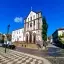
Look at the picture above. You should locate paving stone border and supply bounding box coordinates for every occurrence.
[0,47,52,64]
[10,50,52,64]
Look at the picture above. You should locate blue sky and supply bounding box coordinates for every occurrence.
[0,0,64,36]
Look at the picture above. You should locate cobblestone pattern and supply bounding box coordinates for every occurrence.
[46,57,64,64]
[0,48,43,64]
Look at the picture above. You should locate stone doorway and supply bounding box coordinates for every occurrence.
[26,34,28,43]
[33,33,36,44]
[29,32,32,43]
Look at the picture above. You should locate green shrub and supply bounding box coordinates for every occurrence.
[60,40,64,44]
[58,35,64,44]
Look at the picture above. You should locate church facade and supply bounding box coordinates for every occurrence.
[12,11,43,43]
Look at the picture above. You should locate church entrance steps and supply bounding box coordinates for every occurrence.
[13,42,39,49]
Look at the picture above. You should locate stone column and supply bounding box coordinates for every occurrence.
[28,32,29,43]
[32,21,33,30]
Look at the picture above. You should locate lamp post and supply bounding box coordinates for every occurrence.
[5,24,10,53]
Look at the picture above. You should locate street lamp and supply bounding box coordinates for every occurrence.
[5,24,10,53]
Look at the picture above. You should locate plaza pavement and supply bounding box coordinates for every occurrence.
[0,47,51,64]
[15,44,64,64]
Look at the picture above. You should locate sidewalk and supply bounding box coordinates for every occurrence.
[0,47,51,64]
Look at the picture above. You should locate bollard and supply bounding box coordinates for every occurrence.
[22,45,23,47]
[25,45,26,47]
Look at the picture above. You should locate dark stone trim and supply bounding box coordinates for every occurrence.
[25,29,42,32]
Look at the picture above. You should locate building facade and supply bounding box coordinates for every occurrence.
[24,11,43,43]
[12,11,43,43]
[52,28,64,43]
[12,28,25,42]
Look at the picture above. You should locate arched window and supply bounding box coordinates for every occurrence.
[30,22,32,27]
[30,17,32,21]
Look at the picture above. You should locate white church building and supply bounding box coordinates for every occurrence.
[12,10,43,44]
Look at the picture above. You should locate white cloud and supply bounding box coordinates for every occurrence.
[14,17,23,23]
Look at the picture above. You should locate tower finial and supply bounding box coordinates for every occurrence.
[31,6,32,11]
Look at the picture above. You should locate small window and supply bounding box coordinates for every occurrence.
[28,18,29,21]
[17,31,18,34]
[39,13,41,17]
[19,36,21,38]
[17,38,19,41]
[36,14,38,18]
[30,22,32,27]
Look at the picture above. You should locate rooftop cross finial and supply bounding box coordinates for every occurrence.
[31,6,32,11]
